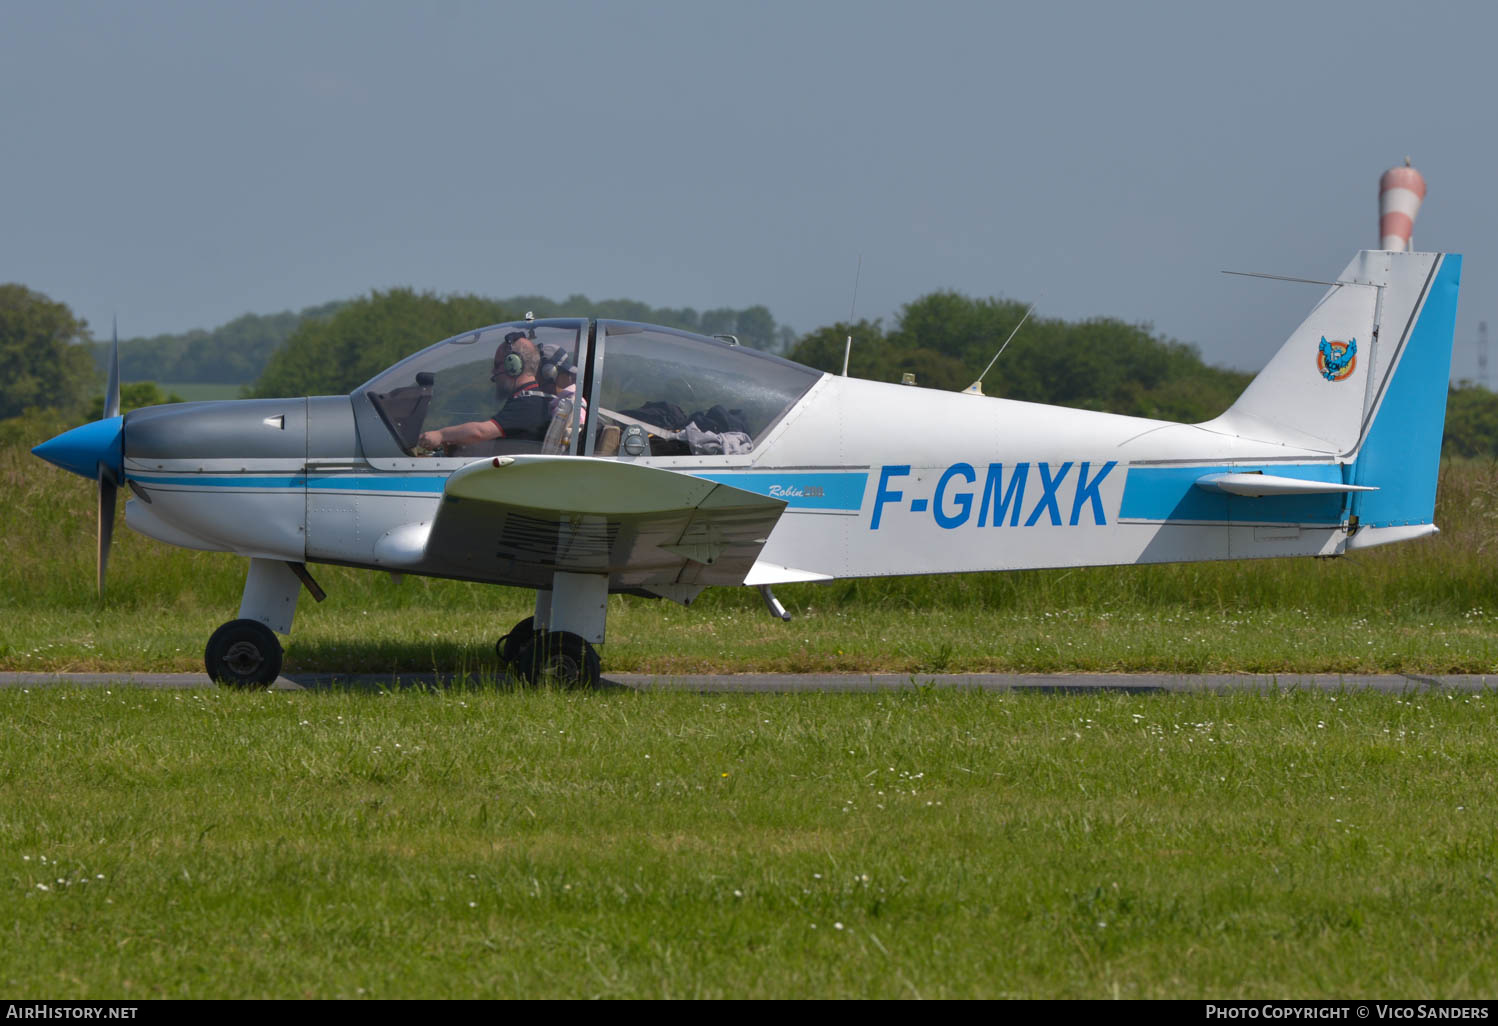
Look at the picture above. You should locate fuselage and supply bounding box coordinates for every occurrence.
[117,373,1368,593]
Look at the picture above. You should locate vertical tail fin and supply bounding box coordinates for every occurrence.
[1203,250,1460,528]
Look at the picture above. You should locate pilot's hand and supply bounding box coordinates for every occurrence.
[417,430,443,451]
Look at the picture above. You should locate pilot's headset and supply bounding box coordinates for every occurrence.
[538,344,572,387]
[493,331,528,381]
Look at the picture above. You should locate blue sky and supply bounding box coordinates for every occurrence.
[4,0,1494,381]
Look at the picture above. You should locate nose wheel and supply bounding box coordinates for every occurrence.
[205,618,284,687]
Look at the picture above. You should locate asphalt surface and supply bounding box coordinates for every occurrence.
[1,671,1494,693]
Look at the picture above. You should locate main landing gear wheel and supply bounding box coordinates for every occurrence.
[512,630,601,689]
[205,619,284,687]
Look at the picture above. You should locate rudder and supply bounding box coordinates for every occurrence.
[1349,253,1461,528]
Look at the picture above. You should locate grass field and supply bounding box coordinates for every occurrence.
[3,685,1496,998]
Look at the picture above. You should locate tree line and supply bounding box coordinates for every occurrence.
[786,293,1253,424]
[91,294,790,390]
[5,279,1498,456]
[88,301,346,384]
[251,291,792,398]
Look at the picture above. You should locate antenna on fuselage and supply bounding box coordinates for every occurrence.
[841,254,862,376]
[963,300,1038,396]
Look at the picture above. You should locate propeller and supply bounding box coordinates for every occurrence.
[98,463,117,594]
[31,318,126,596]
[97,319,121,594]
[104,317,120,419]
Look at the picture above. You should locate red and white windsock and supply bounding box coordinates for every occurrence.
[1379,160,1426,251]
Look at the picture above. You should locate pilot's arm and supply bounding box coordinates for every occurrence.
[418,420,503,450]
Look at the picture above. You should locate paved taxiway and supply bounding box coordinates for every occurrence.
[1,671,1494,693]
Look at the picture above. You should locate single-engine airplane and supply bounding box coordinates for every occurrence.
[33,248,1460,687]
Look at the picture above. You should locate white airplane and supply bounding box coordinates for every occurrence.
[33,249,1461,687]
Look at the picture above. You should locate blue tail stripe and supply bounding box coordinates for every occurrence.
[1352,254,1461,527]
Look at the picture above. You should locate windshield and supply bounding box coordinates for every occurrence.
[359,319,585,456]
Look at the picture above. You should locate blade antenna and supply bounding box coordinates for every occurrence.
[1221,270,1342,287]
[964,300,1038,396]
[841,255,862,376]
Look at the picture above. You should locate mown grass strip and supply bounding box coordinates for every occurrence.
[3,686,1495,998]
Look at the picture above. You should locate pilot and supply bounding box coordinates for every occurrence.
[417,332,551,451]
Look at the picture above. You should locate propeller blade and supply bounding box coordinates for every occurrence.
[103,317,121,420]
[98,465,117,596]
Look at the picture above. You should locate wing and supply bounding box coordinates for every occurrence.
[376,455,787,591]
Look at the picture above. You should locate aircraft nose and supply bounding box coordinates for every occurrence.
[31,415,124,482]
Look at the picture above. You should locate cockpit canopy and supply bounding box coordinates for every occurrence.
[358,319,822,459]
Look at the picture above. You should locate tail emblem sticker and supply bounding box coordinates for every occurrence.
[1317,336,1357,382]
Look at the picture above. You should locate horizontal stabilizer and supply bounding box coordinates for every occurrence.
[1193,472,1377,497]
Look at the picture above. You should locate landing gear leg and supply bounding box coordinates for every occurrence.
[510,573,607,688]
[205,558,301,687]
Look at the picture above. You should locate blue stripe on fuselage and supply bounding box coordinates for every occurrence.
[130,470,873,510]
[307,476,447,492]
[692,471,869,511]
[1118,464,1347,524]
[129,473,448,493]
